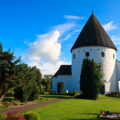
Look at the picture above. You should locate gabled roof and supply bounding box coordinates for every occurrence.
[71,13,117,52]
[53,65,72,77]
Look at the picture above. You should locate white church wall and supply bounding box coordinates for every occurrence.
[52,75,72,92]
[72,46,117,93]
[116,60,120,92]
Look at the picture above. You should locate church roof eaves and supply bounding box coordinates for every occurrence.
[53,65,72,77]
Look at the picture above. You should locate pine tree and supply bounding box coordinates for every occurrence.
[0,44,20,100]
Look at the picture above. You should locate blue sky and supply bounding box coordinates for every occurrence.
[0,0,120,74]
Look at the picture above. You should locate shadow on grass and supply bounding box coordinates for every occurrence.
[68,118,105,120]
[68,112,106,120]
[40,95,71,99]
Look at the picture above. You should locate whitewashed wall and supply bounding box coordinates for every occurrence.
[116,61,120,92]
[72,46,117,93]
[52,75,72,92]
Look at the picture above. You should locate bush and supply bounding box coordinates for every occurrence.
[106,92,120,97]
[14,86,31,102]
[2,101,12,107]
[57,82,64,94]
[28,87,39,101]
[5,90,14,97]
[16,115,26,120]
[2,100,21,107]
[2,97,15,102]
[14,85,39,102]
[6,112,25,120]
[73,89,77,96]
[0,113,6,120]
[24,112,40,120]
[80,59,103,99]
[11,100,21,106]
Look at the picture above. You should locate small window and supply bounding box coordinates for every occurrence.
[86,52,89,57]
[101,52,105,57]
[90,49,92,51]
[97,49,99,51]
[113,54,115,59]
[73,54,75,59]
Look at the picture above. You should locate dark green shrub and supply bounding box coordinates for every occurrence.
[24,112,40,120]
[73,89,77,96]
[14,86,32,102]
[14,87,24,102]
[2,97,15,102]
[11,100,21,106]
[80,59,103,99]
[5,90,14,97]
[28,86,39,101]
[106,92,120,97]
[0,113,6,120]
[2,101,12,107]
[57,82,64,94]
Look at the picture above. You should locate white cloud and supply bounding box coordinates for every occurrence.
[29,30,61,63]
[27,23,74,75]
[111,35,120,45]
[103,21,117,32]
[53,23,76,34]
[64,15,84,20]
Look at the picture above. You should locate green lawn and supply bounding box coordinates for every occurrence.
[24,95,120,120]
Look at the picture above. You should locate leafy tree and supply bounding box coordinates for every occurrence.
[44,75,53,90]
[32,66,42,89]
[57,82,64,94]
[80,58,103,99]
[0,44,20,100]
[14,64,41,102]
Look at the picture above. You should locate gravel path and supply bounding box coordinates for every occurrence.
[0,98,65,114]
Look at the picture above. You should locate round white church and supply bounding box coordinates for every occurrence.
[52,13,120,94]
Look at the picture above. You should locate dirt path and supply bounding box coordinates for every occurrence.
[0,99,65,114]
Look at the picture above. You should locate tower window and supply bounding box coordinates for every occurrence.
[86,52,89,57]
[73,54,75,59]
[101,52,105,57]
[113,54,115,59]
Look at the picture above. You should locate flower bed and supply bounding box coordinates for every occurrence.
[99,111,120,119]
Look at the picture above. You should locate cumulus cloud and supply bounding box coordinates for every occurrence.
[28,23,74,75]
[64,15,84,20]
[29,30,61,63]
[53,23,76,34]
[103,21,117,32]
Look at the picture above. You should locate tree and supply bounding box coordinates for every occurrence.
[0,44,20,100]
[57,82,64,94]
[14,64,41,102]
[32,66,42,89]
[80,58,103,99]
[44,75,53,90]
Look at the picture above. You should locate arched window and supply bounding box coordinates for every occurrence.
[113,54,115,59]
[101,52,105,57]
[73,54,75,59]
[86,52,89,57]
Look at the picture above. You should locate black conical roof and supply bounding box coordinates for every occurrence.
[71,13,117,52]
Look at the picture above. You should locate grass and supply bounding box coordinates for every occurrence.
[23,95,120,120]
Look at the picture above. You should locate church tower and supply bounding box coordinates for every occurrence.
[71,13,117,93]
